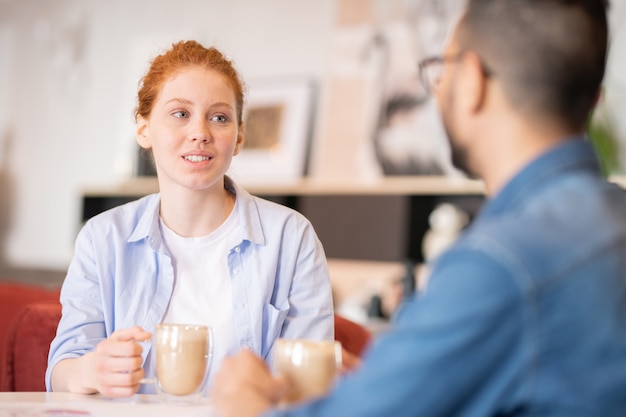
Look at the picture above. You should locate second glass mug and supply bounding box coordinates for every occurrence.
[272,338,343,405]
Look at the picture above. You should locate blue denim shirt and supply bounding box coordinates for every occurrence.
[267,138,626,417]
[45,178,334,392]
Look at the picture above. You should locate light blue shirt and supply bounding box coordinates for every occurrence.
[265,138,626,417]
[46,177,334,392]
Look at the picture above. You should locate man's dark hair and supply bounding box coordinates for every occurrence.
[458,0,609,130]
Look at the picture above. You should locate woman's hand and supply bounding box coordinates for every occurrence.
[90,326,152,397]
[52,326,151,397]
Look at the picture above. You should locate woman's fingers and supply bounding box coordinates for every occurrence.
[91,326,151,398]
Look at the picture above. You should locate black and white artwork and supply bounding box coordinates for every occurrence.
[313,0,467,179]
[370,0,466,176]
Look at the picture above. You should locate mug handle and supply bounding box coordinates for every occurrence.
[334,341,343,370]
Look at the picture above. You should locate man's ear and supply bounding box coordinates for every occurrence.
[233,124,244,156]
[136,115,151,149]
[460,52,488,114]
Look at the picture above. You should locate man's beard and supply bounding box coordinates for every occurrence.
[440,86,476,179]
[447,129,473,178]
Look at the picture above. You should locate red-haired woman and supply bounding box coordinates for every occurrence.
[46,40,333,398]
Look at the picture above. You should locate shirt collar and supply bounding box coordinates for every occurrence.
[225,176,266,246]
[128,194,162,246]
[126,176,266,247]
[479,136,602,218]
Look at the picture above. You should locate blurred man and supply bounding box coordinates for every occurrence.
[212,1,626,416]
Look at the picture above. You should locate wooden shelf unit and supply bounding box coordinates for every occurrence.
[82,175,487,198]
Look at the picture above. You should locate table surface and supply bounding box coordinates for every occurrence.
[0,392,215,417]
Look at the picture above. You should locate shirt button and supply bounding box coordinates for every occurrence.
[237,303,245,310]
[234,246,241,253]
[232,267,240,275]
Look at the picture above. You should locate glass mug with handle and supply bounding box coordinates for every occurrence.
[141,323,214,405]
[272,338,342,405]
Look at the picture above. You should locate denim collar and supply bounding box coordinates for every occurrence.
[478,136,602,219]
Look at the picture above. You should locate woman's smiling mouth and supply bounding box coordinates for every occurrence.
[183,155,212,162]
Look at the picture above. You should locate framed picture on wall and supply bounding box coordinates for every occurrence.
[227,78,316,185]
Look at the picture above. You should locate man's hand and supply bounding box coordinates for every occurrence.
[340,347,362,374]
[212,350,286,417]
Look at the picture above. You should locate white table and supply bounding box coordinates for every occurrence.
[0,392,215,417]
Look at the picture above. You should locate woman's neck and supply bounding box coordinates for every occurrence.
[158,181,236,237]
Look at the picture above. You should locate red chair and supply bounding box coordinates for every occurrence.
[334,314,372,357]
[0,282,60,391]
[4,301,62,391]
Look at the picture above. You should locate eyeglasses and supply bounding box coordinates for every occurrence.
[418,52,493,95]
[418,53,465,95]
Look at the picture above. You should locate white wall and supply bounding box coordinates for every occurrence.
[1,0,625,271]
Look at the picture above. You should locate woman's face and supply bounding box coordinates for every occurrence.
[136,66,243,193]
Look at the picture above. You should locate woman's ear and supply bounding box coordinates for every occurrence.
[233,124,244,156]
[136,115,151,149]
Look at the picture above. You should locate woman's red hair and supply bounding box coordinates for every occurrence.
[135,40,245,125]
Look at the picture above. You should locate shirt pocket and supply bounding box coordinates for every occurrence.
[263,302,290,355]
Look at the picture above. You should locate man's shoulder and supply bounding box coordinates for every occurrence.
[439,178,626,292]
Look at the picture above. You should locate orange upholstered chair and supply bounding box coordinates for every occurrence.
[4,301,62,391]
[334,314,372,357]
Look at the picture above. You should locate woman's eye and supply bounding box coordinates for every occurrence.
[211,115,228,123]
[172,111,188,118]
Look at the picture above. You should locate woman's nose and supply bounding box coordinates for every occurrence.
[189,118,211,142]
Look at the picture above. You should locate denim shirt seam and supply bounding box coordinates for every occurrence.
[462,234,539,402]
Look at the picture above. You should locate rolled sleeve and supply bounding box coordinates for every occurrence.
[45,223,107,391]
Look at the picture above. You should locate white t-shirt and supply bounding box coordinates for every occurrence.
[159,202,240,383]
